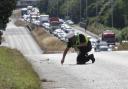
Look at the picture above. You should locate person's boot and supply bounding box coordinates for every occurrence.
[88,54,95,63]
[77,61,85,64]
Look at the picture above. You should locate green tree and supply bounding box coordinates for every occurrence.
[120,27,128,41]
[123,0,128,26]
[0,0,16,44]
[59,0,81,22]
[37,0,128,28]
[37,0,48,14]
[0,0,16,30]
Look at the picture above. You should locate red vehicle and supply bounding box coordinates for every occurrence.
[49,17,60,32]
[101,30,116,45]
[49,17,60,25]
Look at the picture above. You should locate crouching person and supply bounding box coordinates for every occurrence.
[61,32,95,65]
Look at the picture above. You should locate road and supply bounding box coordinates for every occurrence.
[2,20,128,89]
[72,25,99,39]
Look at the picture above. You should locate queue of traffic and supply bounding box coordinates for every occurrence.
[21,6,114,52]
[21,6,78,43]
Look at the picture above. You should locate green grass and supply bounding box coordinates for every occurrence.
[0,47,41,89]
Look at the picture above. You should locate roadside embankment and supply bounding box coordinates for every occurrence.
[15,19,76,53]
[0,47,41,89]
[31,27,66,53]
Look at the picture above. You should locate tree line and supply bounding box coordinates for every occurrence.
[37,0,128,41]
[38,0,128,29]
[0,0,16,30]
[0,0,127,42]
[0,0,16,44]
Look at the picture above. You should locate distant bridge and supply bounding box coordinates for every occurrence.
[17,0,40,8]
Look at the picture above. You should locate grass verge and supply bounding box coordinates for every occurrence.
[0,47,41,89]
[31,27,67,53]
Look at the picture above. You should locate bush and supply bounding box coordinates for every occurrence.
[120,27,128,41]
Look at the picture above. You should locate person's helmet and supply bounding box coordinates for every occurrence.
[0,31,3,36]
[65,32,75,39]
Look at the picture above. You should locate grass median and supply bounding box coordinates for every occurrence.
[0,47,41,89]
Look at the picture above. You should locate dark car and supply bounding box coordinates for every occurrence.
[0,30,3,45]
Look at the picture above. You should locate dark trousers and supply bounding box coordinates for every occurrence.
[77,41,92,64]
[77,52,94,64]
[77,52,89,64]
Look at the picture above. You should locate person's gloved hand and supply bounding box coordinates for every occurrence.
[61,59,64,65]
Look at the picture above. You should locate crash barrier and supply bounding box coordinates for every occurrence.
[26,25,32,31]
[26,23,39,31]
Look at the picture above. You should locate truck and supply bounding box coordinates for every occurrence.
[49,17,60,33]
[101,30,116,45]
[21,8,28,17]
[39,15,49,24]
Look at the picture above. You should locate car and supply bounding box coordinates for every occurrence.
[61,24,71,29]
[90,38,98,48]
[63,28,74,33]
[57,32,67,41]
[53,29,62,36]
[33,20,40,25]
[66,20,74,25]
[94,41,109,52]
[42,22,50,29]
[59,19,64,24]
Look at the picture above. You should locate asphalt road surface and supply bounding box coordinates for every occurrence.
[2,20,128,89]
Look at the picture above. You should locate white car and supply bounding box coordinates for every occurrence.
[42,22,50,27]
[59,19,64,24]
[66,20,74,25]
[61,24,71,29]
[57,32,67,41]
[33,20,40,25]
[42,22,50,29]
[95,41,109,52]
[64,28,75,33]
[90,38,98,48]
[53,29,64,36]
